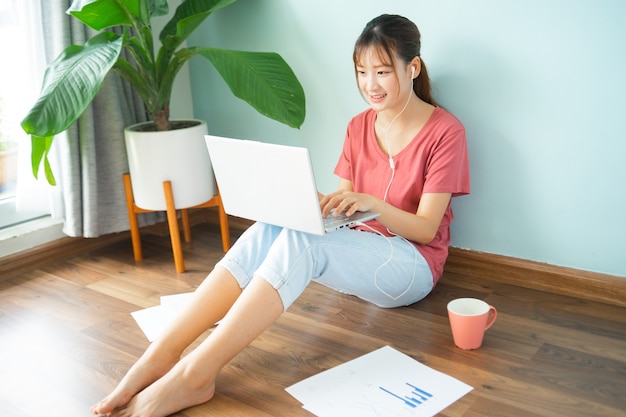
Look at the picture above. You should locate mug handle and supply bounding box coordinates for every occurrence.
[484,305,497,330]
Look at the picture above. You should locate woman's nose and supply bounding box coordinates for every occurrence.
[363,74,377,91]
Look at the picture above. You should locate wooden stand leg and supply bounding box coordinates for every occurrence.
[123,174,143,261]
[123,174,230,273]
[163,181,185,273]
[216,192,231,252]
[181,209,192,243]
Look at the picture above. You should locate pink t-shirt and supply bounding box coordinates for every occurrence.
[334,107,470,283]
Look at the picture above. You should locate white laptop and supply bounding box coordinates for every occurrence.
[205,135,380,235]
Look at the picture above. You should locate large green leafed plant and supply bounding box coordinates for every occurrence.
[21,0,306,185]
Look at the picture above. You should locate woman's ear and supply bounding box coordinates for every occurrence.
[410,57,421,78]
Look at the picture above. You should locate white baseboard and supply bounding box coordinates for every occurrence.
[0,216,65,258]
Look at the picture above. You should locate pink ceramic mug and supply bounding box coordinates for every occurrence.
[447,298,497,350]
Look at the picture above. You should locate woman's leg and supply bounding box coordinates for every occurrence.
[92,223,283,415]
[254,228,434,310]
[91,266,242,415]
[108,275,284,417]
[312,231,434,308]
[94,224,432,416]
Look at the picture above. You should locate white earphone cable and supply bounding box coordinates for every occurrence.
[355,221,418,301]
[357,66,419,301]
[383,66,415,187]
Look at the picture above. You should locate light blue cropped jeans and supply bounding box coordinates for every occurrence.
[216,222,434,311]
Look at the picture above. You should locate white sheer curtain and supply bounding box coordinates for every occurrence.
[3,1,56,220]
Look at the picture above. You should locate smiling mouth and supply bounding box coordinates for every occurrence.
[370,93,386,101]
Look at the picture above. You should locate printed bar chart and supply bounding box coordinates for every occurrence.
[379,382,434,408]
[285,345,473,417]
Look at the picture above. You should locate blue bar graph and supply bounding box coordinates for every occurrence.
[379,382,434,408]
[407,382,433,401]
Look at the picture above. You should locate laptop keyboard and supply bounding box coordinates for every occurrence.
[323,212,351,228]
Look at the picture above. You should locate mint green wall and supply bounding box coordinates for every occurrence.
[187,0,626,277]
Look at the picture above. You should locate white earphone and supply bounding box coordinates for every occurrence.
[384,65,416,173]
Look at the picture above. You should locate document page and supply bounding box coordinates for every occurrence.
[286,346,472,417]
[131,292,196,341]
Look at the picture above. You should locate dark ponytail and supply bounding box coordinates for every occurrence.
[413,60,436,106]
[353,14,438,106]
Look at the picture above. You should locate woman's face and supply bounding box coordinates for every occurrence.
[356,47,413,113]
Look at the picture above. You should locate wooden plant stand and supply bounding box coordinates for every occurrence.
[123,173,230,273]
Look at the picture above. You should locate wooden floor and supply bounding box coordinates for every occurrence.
[0,213,625,417]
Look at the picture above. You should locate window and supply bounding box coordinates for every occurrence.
[0,0,51,230]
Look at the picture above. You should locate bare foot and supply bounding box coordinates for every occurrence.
[109,361,216,417]
[91,344,179,415]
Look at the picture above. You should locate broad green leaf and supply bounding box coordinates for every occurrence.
[68,0,139,30]
[30,135,56,185]
[194,48,305,128]
[43,155,56,185]
[160,0,237,50]
[21,32,123,137]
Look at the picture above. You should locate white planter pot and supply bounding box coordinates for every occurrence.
[124,119,216,211]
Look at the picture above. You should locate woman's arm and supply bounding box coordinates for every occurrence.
[320,179,451,245]
[378,192,451,244]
